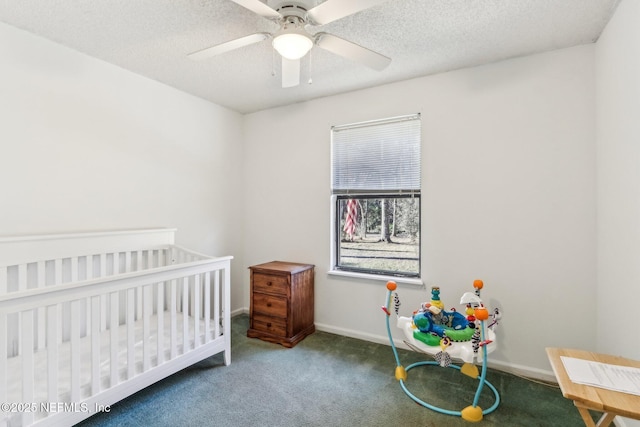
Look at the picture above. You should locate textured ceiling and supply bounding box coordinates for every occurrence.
[0,0,620,114]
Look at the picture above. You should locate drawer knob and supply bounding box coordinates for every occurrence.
[267,281,272,286]
[267,303,272,307]
[267,322,272,327]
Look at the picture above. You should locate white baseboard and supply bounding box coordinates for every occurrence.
[615,418,628,427]
[486,360,557,383]
[614,416,640,427]
[314,321,558,383]
[231,307,248,317]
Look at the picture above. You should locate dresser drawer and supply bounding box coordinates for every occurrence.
[252,293,287,318]
[253,273,288,295]
[252,314,287,337]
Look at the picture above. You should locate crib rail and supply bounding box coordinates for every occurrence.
[0,254,231,427]
[0,245,208,355]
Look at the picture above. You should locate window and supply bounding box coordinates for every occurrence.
[331,114,421,279]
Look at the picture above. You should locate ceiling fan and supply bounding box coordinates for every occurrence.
[188,0,392,88]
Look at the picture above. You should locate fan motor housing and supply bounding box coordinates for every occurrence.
[274,2,309,21]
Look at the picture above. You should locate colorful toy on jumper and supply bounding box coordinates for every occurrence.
[382,280,501,422]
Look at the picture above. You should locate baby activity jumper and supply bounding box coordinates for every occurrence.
[382,280,502,422]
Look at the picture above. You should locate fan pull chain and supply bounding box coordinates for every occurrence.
[271,48,276,77]
[308,49,313,85]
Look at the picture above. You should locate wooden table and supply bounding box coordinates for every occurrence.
[546,348,640,427]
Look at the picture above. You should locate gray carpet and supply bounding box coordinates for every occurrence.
[78,315,593,426]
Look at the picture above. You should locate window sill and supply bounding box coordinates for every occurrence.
[328,269,424,287]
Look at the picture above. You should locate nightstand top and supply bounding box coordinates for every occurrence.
[249,261,314,274]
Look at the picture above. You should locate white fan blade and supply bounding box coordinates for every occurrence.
[188,33,270,60]
[282,57,300,88]
[315,33,391,71]
[230,0,281,19]
[307,0,390,25]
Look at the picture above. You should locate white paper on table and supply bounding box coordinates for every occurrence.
[560,356,640,396]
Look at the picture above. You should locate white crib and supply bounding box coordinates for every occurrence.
[0,229,232,427]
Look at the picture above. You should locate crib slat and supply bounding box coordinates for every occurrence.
[194,274,200,348]
[110,292,119,387]
[18,264,27,291]
[125,251,132,273]
[214,270,220,338]
[17,265,27,357]
[91,296,101,395]
[54,258,63,285]
[100,254,108,331]
[126,288,135,380]
[70,300,81,401]
[157,282,164,365]
[36,261,45,287]
[79,256,87,280]
[136,253,146,321]
[87,255,94,279]
[204,272,211,343]
[114,252,121,275]
[100,253,107,277]
[71,257,81,352]
[47,305,59,403]
[35,261,47,350]
[55,259,63,345]
[143,285,151,372]
[223,263,231,366]
[21,310,34,426]
[71,257,79,282]
[0,266,6,294]
[100,293,107,332]
[86,257,93,338]
[182,277,189,353]
[169,247,176,265]
[170,280,177,360]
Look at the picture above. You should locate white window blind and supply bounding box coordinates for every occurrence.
[331,114,421,195]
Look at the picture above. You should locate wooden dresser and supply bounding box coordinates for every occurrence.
[247,261,315,348]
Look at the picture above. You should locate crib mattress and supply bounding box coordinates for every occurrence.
[5,312,218,423]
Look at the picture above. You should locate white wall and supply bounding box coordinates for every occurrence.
[243,45,597,377]
[0,22,246,312]
[596,1,640,425]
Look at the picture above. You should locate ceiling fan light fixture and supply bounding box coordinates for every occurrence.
[272,29,313,60]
